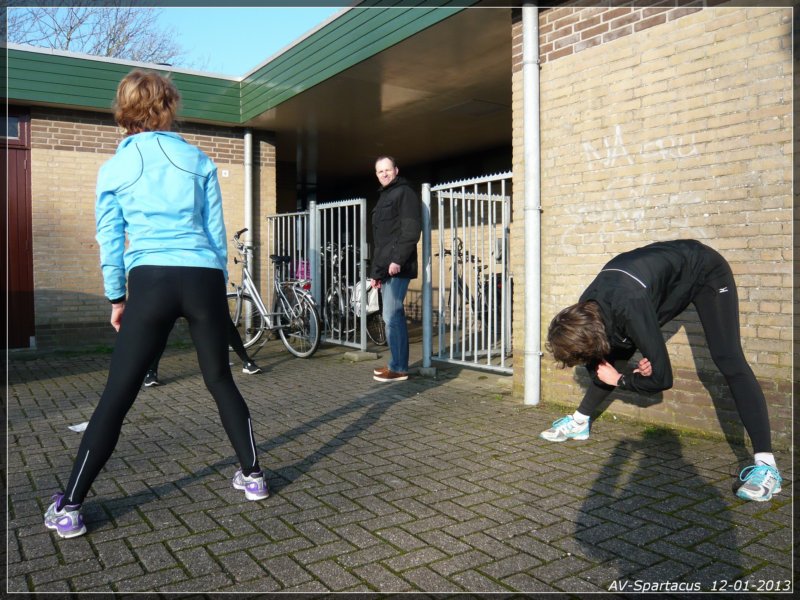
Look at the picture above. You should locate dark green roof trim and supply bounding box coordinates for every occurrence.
[8,48,241,123]
[7,4,475,125]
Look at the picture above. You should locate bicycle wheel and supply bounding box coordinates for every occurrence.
[227,292,265,349]
[277,292,321,358]
[366,312,387,346]
[324,288,343,337]
[325,288,356,339]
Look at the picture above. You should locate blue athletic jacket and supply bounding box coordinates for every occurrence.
[95,131,228,301]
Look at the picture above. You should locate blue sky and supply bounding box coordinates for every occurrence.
[158,7,344,76]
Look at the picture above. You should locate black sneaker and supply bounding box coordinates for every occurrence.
[143,371,160,387]
[242,361,262,375]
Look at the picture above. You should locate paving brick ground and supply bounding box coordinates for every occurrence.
[7,335,794,594]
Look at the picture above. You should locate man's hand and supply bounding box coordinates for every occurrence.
[369,278,381,289]
[110,302,126,332]
[634,357,652,377]
[596,360,622,386]
[388,262,401,276]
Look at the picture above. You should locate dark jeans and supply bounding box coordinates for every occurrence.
[61,266,261,506]
[577,249,772,453]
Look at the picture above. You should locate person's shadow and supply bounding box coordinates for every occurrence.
[574,427,743,590]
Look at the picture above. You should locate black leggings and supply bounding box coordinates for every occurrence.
[577,250,772,453]
[62,266,261,506]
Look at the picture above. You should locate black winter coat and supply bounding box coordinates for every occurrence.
[369,176,422,281]
[579,239,722,394]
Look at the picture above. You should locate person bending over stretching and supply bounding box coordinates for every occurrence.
[44,70,268,540]
[542,239,781,502]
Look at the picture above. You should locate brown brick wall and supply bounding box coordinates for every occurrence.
[28,108,277,349]
[513,5,709,70]
[511,6,792,446]
[540,5,705,64]
[29,107,275,167]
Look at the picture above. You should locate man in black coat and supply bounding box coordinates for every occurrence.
[369,156,421,382]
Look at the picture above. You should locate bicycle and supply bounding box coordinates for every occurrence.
[227,228,321,358]
[322,242,386,346]
[438,236,509,349]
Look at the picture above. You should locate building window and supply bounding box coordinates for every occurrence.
[4,116,21,140]
[6,110,29,149]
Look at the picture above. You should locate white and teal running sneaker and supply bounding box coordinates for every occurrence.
[540,415,590,442]
[736,464,782,502]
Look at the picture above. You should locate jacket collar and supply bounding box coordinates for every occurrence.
[118,130,184,151]
[377,175,408,192]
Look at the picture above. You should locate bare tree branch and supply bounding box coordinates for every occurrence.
[7,5,190,67]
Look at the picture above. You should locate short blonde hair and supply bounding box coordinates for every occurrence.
[114,70,180,135]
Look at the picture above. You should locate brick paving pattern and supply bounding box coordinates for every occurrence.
[7,340,793,593]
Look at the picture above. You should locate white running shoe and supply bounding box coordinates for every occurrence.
[232,470,270,501]
[736,464,782,502]
[540,415,590,442]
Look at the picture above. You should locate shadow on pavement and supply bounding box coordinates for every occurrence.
[575,427,743,591]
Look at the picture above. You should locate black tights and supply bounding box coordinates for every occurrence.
[577,252,772,453]
[62,266,261,507]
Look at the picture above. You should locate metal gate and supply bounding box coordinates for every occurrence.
[312,198,369,350]
[431,172,513,373]
[265,199,369,351]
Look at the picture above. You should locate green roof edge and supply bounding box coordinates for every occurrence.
[6,4,472,126]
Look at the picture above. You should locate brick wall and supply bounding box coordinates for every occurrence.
[29,108,276,349]
[511,6,792,446]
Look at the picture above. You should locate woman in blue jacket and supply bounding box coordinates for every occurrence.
[44,71,268,539]
[542,240,781,502]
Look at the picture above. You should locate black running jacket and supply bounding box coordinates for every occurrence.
[579,239,718,394]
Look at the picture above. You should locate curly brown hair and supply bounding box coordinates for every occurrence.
[113,70,180,135]
[546,301,610,368]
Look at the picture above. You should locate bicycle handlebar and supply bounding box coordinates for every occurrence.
[232,228,255,255]
[435,246,481,265]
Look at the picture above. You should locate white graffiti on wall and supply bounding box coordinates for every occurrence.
[582,125,699,200]
[583,124,698,167]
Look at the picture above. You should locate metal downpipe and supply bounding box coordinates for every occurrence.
[522,5,542,405]
[244,129,254,265]
[421,183,433,370]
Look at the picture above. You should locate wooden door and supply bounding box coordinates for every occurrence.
[4,108,35,348]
